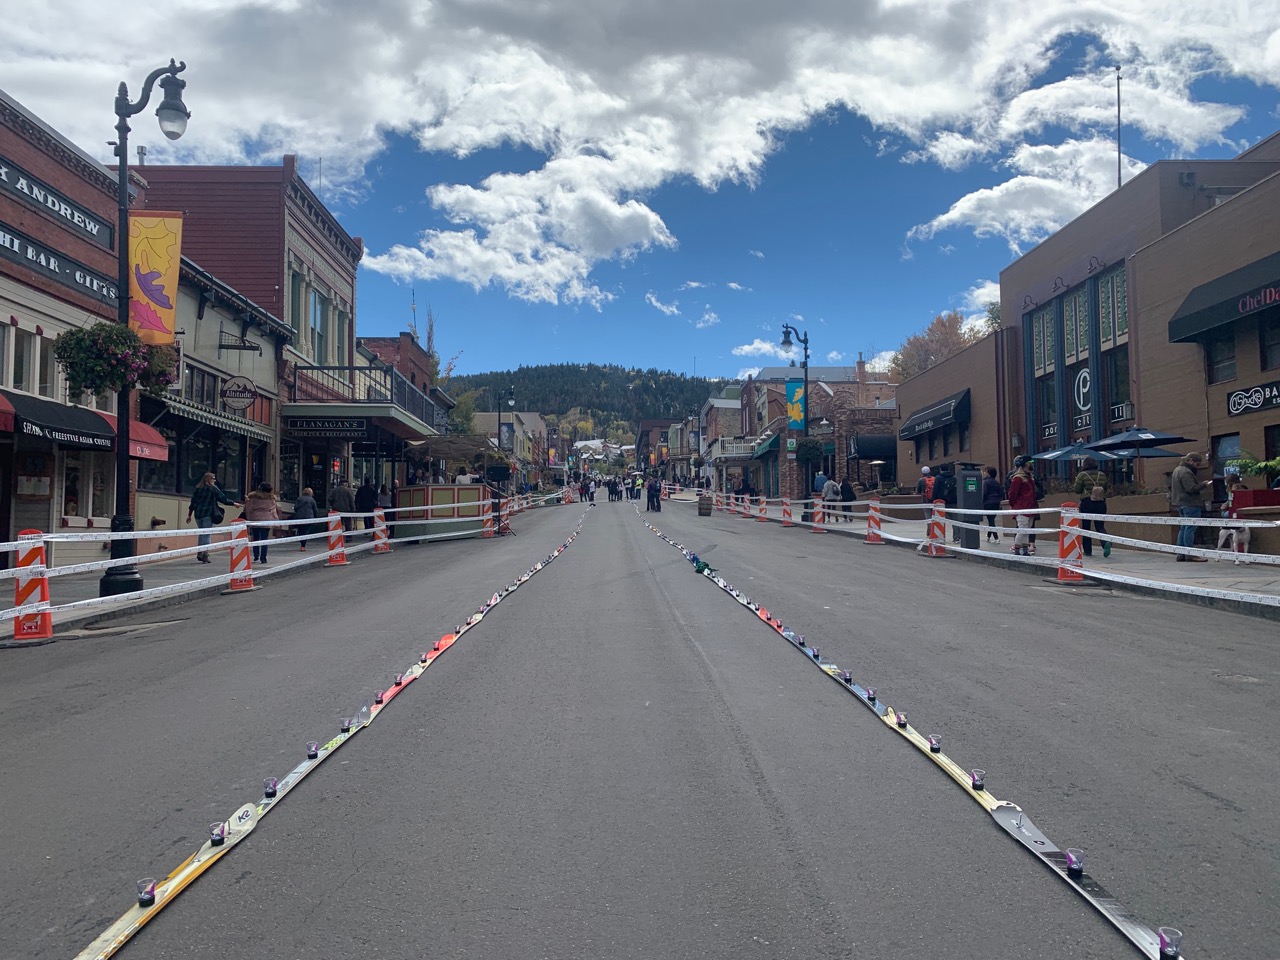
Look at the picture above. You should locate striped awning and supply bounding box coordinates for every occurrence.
[165,397,273,442]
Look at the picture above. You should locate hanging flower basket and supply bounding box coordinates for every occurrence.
[53,322,179,398]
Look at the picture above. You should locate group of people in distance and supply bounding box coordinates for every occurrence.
[916,450,1249,561]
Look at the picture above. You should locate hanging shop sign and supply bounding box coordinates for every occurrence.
[220,376,259,411]
[0,156,113,248]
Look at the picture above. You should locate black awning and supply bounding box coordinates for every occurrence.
[0,389,115,450]
[1168,250,1280,343]
[899,389,971,441]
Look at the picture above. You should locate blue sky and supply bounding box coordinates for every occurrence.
[6,2,1280,380]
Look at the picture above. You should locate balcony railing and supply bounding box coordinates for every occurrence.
[708,438,758,459]
[290,364,441,430]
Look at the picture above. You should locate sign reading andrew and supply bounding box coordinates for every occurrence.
[0,156,113,247]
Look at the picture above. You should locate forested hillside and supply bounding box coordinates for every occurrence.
[447,364,718,443]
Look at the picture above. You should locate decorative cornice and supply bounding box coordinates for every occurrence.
[0,99,116,199]
[286,178,362,268]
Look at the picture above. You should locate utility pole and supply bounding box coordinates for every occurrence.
[1116,65,1122,190]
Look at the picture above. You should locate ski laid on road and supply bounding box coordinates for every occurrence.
[637,508,1185,960]
[74,504,594,959]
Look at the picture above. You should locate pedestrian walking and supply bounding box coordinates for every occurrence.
[243,482,281,564]
[1074,459,1111,558]
[981,466,1003,543]
[1007,456,1038,557]
[822,474,841,520]
[839,475,856,522]
[186,472,239,564]
[915,465,935,502]
[1170,452,1213,561]
[293,486,320,551]
[329,478,357,532]
[355,479,378,529]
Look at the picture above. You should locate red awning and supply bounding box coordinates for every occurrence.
[0,391,13,434]
[94,412,170,462]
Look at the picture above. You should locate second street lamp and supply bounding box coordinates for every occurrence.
[780,323,811,501]
[100,59,191,598]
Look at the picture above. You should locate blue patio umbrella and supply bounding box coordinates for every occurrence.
[1085,427,1196,451]
[1033,441,1120,462]
[1104,446,1183,459]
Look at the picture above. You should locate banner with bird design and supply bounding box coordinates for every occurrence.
[127,211,183,345]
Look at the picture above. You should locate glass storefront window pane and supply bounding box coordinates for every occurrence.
[63,453,82,517]
[1099,274,1114,342]
[89,454,109,516]
[215,432,245,501]
[1063,295,1076,358]
[1075,289,1089,358]
[1206,331,1236,385]
[139,412,178,494]
[14,328,35,392]
[38,336,55,397]
[1260,310,1280,371]
[1114,268,1129,337]
[182,424,214,497]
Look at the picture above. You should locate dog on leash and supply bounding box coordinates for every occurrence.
[1215,509,1250,563]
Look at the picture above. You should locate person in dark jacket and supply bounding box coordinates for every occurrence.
[981,466,1003,543]
[354,479,378,528]
[186,472,239,563]
[328,478,357,532]
[293,486,320,551]
[839,476,856,522]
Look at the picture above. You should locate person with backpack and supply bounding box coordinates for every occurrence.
[934,465,960,541]
[1007,456,1039,557]
[915,466,936,503]
[839,475,857,522]
[1074,458,1111,558]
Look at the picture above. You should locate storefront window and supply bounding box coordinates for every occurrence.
[63,452,111,518]
[215,431,246,501]
[310,289,327,363]
[1211,433,1241,478]
[184,366,218,407]
[1260,310,1280,371]
[279,440,301,501]
[942,426,952,457]
[1205,331,1236,385]
[1105,346,1130,409]
[182,423,214,495]
[139,418,178,495]
[38,336,56,397]
[1266,423,1280,462]
[13,328,36,392]
[927,432,937,460]
[1036,375,1057,431]
[959,422,970,452]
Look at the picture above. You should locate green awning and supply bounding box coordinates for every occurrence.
[753,434,779,458]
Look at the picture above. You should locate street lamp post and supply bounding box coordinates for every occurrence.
[505,385,515,489]
[780,323,810,500]
[100,59,191,598]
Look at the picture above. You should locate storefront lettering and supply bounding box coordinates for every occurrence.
[0,219,118,307]
[0,156,113,247]
[1237,285,1280,317]
[20,420,112,448]
[1227,380,1280,417]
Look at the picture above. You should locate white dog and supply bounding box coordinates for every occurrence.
[1215,510,1251,563]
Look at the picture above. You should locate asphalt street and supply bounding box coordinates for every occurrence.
[1,498,1275,959]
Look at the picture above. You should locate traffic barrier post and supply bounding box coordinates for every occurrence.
[714,491,723,511]
[373,507,392,554]
[222,521,259,593]
[1058,502,1085,582]
[481,499,494,538]
[757,496,768,521]
[924,501,948,557]
[13,530,53,641]
[811,502,826,533]
[781,498,794,527]
[326,511,350,566]
[867,498,883,544]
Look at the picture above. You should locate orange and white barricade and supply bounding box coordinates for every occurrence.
[223,521,259,593]
[499,497,511,534]
[714,491,723,511]
[326,510,350,566]
[811,502,826,533]
[373,507,392,553]
[1057,502,1085,582]
[756,496,768,521]
[13,530,53,641]
[742,495,755,519]
[781,498,794,527]
[924,500,947,557]
[866,498,883,544]
[662,483,670,500]
[482,499,494,538]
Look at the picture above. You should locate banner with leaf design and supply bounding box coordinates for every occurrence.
[127,211,183,345]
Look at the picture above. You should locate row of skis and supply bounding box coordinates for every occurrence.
[636,505,1185,960]
[75,505,595,960]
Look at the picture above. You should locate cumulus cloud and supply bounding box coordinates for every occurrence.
[748,250,765,259]
[645,291,680,316]
[726,281,751,291]
[6,1,1276,304]
[826,350,844,362]
[961,279,1001,314]
[680,280,710,290]
[696,308,721,329]
[736,366,763,379]
[733,338,796,360]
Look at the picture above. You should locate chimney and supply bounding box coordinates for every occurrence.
[856,351,866,383]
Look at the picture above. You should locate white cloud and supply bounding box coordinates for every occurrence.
[909,138,1147,254]
[868,350,897,371]
[826,350,844,362]
[938,244,955,255]
[732,338,796,359]
[726,281,751,292]
[748,250,765,259]
[960,279,1001,314]
[645,291,680,316]
[696,308,721,329]
[7,2,1277,304]
[680,280,710,290]
[736,366,763,379]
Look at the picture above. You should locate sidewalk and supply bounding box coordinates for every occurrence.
[673,493,1280,618]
